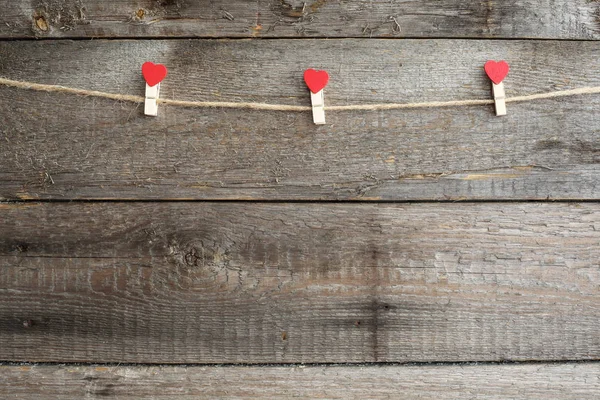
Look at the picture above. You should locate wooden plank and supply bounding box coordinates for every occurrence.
[1,39,599,201]
[2,363,600,399]
[1,202,599,363]
[1,0,599,39]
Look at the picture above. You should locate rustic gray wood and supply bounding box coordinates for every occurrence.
[1,39,599,201]
[2,363,600,399]
[1,0,599,39]
[1,202,599,363]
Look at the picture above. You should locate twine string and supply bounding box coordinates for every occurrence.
[1,77,599,112]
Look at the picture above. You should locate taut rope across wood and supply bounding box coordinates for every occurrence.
[1,77,599,112]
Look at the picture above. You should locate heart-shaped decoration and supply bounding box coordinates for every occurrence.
[484,60,509,85]
[304,69,329,93]
[142,62,168,87]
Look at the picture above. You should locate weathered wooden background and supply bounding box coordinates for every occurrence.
[1,0,599,398]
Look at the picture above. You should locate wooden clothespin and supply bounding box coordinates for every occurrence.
[484,60,509,116]
[304,69,329,125]
[142,62,168,116]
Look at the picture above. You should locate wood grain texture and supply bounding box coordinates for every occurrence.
[1,39,599,201]
[1,202,599,363]
[2,363,600,399]
[1,0,599,39]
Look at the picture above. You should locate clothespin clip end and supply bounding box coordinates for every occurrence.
[492,82,506,116]
[310,89,326,125]
[144,83,160,117]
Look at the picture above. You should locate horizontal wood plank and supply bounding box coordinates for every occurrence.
[1,0,599,39]
[1,202,599,363]
[1,39,599,201]
[2,363,600,399]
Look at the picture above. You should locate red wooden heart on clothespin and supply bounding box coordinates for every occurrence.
[142,62,168,87]
[484,60,509,85]
[304,69,329,93]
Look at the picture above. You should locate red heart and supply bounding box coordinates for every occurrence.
[484,60,509,85]
[304,69,329,93]
[142,62,168,87]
